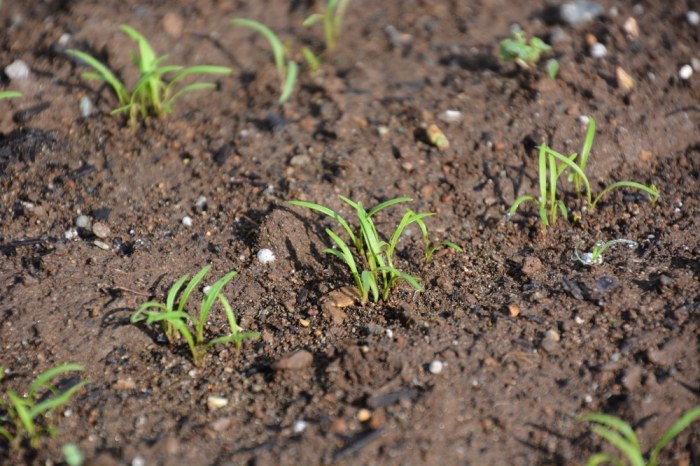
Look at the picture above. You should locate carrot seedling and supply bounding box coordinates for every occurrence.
[580,407,700,466]
[0,364,87,450]
[499,30,557,77]
[303,0,351,52]
[574,239,637,266]
[289,196,461,303]
[67,25,231,129]
[130,265,260,366]
[230,18,299,103]
[508,117,659,228]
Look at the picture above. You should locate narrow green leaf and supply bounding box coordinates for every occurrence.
[367,196,413,217]
[279,60,298,103]
[28,364,84,398]
[0,90,22,99]
[648,406,700,466]
[288,200,357,249]
[167,274,190,313]
[231,19,286,78]
[592,181,659,209]
[588,425,644,466]
[66,49,129,104]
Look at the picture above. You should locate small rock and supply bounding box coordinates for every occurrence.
[437,110,462,123]
[292,420,308,434]
[195,196,208,213]
[692,58,700,72]
[521,256,543,275]
[686,10,700,26]
[182,216,193,227]
[325,286,358,308]
[93,240,110,251]
[256,248,275,264]
[560,1,603,26]
[429,360,444,374]
[507,304,520,317]
[210,417,233,432]
[679,64,693,80]
[273,350,313,371]
[289,154,311,167]
[622,365,643,391]
[5,59,31,81]
[113,378,136,390]
[436,276,453,293]
[357,409,371,422]
[162,12,184,38]
[92,222,111,239]
[207,396,228,411]
[590,43,607,58]
[616,66,635,90]
[545,329,560,342]
[64,228,78,240]
[329,418,347,434]
[540,337,558,353]
[76,215,92,229]
[80,96,93,117]
[426,124,449,151]
[596,276,616,293]
[622,17,639,37]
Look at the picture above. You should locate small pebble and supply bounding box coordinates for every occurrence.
[256,248,275,264]
[590,43,607,58]
[93,240,110,250]
[687,11,700,26]
[182,216,193,227]
[207,396,228,411]
[292,420,308,434]
[578,115,590,125]
[692,58,700,72]
[195,196,208,213]
[560,1,603,26]
[79,96,93,117]
[437,110,462,123]
[64,229,78,240]
[357,409,371,422]
[92,222,111,239]
[4,59,31,81]
[679,64,693,80]
[132,456,145,466]
[76,214,91,229]
[622,17,639,37]
[545,329,560,342]
[429,360,444,374]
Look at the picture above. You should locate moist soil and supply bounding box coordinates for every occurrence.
[1,1,699,465]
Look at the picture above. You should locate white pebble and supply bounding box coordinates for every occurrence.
[292,420,308,434]
[131,456,145,466]
[590,43,607,58]
[256,248,275,264]
[679,64,693,80]
[182,215,193,227]
[207,396,228,411]
[79,96,93,117]
[574,316,585,325]
[64,229,78,240]
[686,10,700,26]
[385,328,394,339]
[429,360,444,374]
[4,59,30,81]
[438,110,463,123]
[577,115,590,125]
[692,58,700,72]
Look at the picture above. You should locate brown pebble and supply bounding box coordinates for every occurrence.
[639,149,652,164]
[162,12,184,38]
[113,378,136,390]
[421,184,435,199]
[507,304,520,317]
[616,66,635,91]
[357,408,371,422]
[272,350,313,371]
[92,222,111,239]
[369,409,386,430]
[325,286,357,308]
[210,417,233,432]
[521,256,543,275]
[329,418,347,434]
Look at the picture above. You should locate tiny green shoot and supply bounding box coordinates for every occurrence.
[0,91,22,100]
[499,30,555,73]
[67,25,231,129]
[580,407,700,466]
[130,265,260,366]
[303,0,351,52]
[289,196,461,303]
[574,239,638,266]
[0,364,87,450]
[508,117,659,228]
[231,18,298,103]
[62,443,85,466]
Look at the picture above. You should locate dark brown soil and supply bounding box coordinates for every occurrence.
[1,1,698,465]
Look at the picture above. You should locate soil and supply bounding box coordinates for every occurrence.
[1,1,699,465]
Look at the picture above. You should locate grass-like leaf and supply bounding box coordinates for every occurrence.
[231,18,298,103]
[67,25,231,129]
[0,90,23,100]
[303,0,352,52]
[0,364,86,450]
[130,266,259,366]
[289,196,460,303]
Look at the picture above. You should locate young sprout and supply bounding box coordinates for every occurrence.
[302,0,351,52]
[230,18,299,103]
[289,196,462,303]
[67,25,231,129]
[574,239,638,266]
[130,265,260,366]
[508,117,660,228]
[0,91,22,100]
[499,30,556,75]
[0,364,87,450]
[580,407,700,466]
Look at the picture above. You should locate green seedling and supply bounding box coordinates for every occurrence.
[130,265,260,366]
[574,239,638,266]
[580,407,700,466]
[0,364,87,450]
[0,91,22,100]
[231,18,298,103]
[62,443,84,466]
[67,25,231,129]
[508,117,659,228]
[499,30,556,74]
[289,196,462,303]
[303,0,351,52]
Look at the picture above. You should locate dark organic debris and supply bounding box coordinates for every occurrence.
[13,102,51,123]
[333,427,385,461]
[367,389,418,409]
[0,128,59,166]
